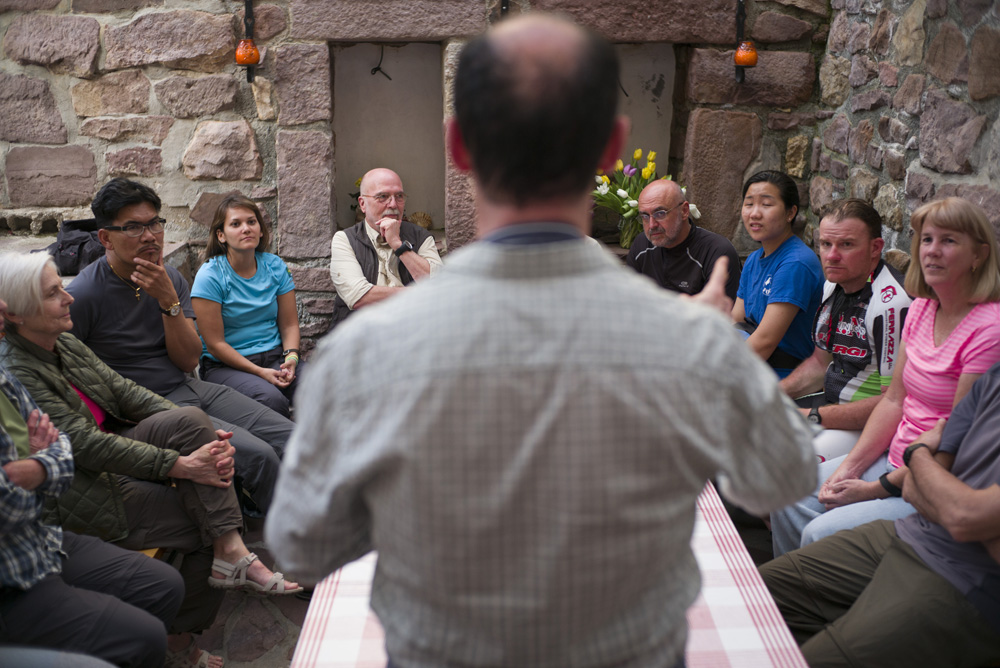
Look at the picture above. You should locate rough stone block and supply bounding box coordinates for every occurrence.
[849,54,877,87]
[813,23,830,44]
[767,112,818,131]
[866,145,883,170]
[892,74,924,115]
[823,114,851,154]
[0,0,57,9]
[71,70,149,117]
[848,21,870,54]
[6,146,97,207]
[291,0,488,41]
[849,167,878,201]
[892,0,927,67]
[277,130,333,258]
[820,54,850,106]
[848,119,875,163]
[850,89,891,112]
[919,89,987,174]
[926,23,969,84]
[681,109,762,240]
[878,116,910,144]
[237,5,287,41]
[752,12,812,43]
[0,73,67,144]
[830,158,849,180]
[189,190,242,227]
[819,152,832,173]
[105,11,235,72]
[873,184,903,230]
[925,0,948,18]
[957,0,992,27]
[302,297,335,315]
[935,184,1000,230]
[687,49,815,107]
[290,266,335,293]
[252,78,277,121]
[182,121,263,181]
[73,0,162,10]
[885,148,906,180]
[810,176,835,215]
[107,147,162,176]
[828,12,849,53]
[3,14,99,77]
[769,0,829,17]
[445,159,477,252]
[878,62,899,87]
[274,45,331,126]
[868,9,894,54]
[786,135,810,179]
[79,116,174,144]
[969,26,1000,101]
[905,171,935,210]
[811,138,823,171]
[250,185,277,199]
[154,75,237,118]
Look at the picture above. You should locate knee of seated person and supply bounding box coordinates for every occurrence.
[170,406,217,434]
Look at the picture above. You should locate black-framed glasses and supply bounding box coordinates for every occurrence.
[361,192,407,205]
[639,202,683,224]
[104,217,165,237]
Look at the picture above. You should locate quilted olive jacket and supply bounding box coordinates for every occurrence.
[0,331,180,542]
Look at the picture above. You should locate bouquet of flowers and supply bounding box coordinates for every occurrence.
[591,148,700,248]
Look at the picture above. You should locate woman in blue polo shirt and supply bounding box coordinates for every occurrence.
[192,194,304,418]
[732,171,824,378]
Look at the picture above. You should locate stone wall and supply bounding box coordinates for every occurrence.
[2,0,997,351]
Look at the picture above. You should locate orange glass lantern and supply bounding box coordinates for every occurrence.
[236,38,260,66]
[735,40,758,67]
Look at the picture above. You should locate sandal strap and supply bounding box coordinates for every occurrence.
[212,552,259,586]
[260,570,290,593]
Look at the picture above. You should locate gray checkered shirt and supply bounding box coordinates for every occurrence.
[269,233,816,668]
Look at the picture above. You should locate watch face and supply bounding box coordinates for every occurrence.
[169,304,181,316]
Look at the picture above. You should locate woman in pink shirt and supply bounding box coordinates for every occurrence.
[772,197,1000,555]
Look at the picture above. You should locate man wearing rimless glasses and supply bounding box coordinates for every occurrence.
[626,179,742,301]
[328,168,443,330]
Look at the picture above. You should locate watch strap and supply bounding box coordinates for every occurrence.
[808,406,822,425]
[394,241,414,257]
[878,472,903,498]
[159,301,181,316]
[903,442,930,468]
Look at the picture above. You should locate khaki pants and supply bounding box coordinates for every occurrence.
[116,406,243,634]
[761,520,1000,668]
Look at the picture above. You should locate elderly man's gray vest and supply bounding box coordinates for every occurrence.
[329,219,433,330]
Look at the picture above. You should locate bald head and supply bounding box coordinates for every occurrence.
[637,180,691,249]
[453,13,619,206]
[358,168,405,228]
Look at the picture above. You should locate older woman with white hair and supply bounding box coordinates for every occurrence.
[0,251,300,668]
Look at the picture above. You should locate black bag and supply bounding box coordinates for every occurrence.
[46,218,105,275]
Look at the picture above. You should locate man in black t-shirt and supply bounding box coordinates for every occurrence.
[626,179,741,300]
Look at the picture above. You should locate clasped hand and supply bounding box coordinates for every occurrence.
[177,430,236,488]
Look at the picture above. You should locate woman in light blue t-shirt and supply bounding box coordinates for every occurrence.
[732,171,823,379]
[191,195,304,418]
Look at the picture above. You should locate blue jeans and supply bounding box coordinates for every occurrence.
[770,452,916,556]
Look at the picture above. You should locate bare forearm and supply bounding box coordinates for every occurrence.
[833,394,902,480]
[206,340,267,377]
[353,285,404,309]
[398,251,431,280]
[780,351,827,398]
[815,394,882,431]
[163,317,202,372]
[2,460,47,490]
[905,448,1000,542]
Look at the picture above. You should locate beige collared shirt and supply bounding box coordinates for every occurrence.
[329,221,443,309]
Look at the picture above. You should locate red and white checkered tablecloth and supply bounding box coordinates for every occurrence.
[291,482,806,668]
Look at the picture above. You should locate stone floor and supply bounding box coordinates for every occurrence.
[196,517,310,668]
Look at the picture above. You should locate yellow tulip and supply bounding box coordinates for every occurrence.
[602,175,610,185]
[354,177,362,187]
[647,162,656,175]
[633,148,643,161]
[615,159,624,172]
[641,166,652,180]
[647,150,657,163]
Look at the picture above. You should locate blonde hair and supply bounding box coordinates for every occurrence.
[0,251,58,320]
[904,197,1000,302]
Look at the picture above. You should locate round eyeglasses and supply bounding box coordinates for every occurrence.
[103,218,166,237]
[639,202,683,224]
[361,192,407,205]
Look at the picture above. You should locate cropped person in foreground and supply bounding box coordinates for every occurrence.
[267,13,816,668]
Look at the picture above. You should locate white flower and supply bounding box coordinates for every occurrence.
[617,188,628,198]
[689,203,702,220]
[681,186,687,195]
[627,200,638,208]
[596,183,609,196]
[595,175,604,184]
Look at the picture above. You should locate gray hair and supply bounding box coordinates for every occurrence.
[0,251,58,319]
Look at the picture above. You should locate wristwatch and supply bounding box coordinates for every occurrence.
[394,240,415,257]
[903,442,930,468]
[159,301,181,317]
[807,406,822,425]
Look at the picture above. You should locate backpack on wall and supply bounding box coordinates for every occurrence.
[46,218,105,275]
